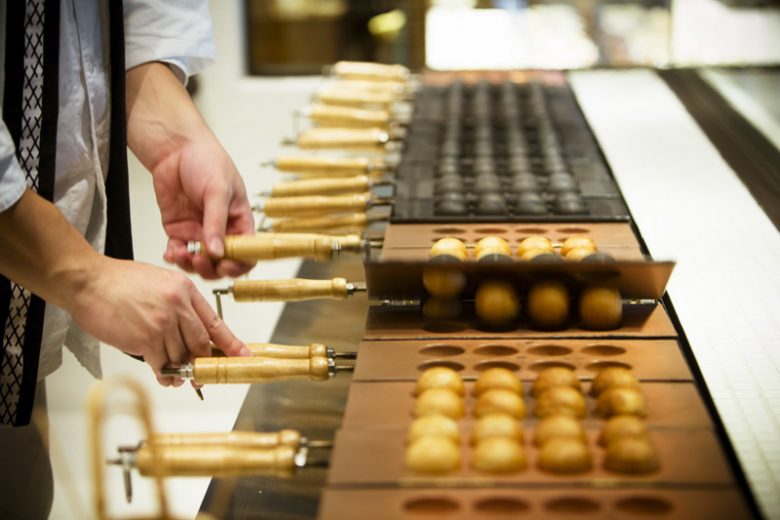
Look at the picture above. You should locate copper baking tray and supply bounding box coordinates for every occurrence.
[363,303,677,340]
[381,223,642,251]
[319,487,750,520]
[327,429,732,487]
[352,339,693,382]
[364,260,674,301]
[340,382,710,430]
[381,246,646,262]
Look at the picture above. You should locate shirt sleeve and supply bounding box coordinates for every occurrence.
[0,121,26,213]
[123,0,216,81]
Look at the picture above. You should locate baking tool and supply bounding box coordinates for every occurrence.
[262,155,393,176]
[326,61,411,83]
[261,175,394,198]
[254,192,394,218]
[282,127,401,152]
[259,212,389,234]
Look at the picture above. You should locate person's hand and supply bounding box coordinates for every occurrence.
[152,131,255,279]
[70,256,251,386]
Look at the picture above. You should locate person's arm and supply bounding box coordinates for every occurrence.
[0,188,250,385]
[125,62,255,279]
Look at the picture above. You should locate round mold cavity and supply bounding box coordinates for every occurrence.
[404,497,461,515]
[473,344,519,357]
[545,497,601,514]
[556,227,590,234]
[516,227,549,235]
[581,344,626,357]
[527,345,573,357]
[474,360,521,372]
[430,237,467,244]
[422,321,468,334]
[585,360,632,372]
[419,344,466,357]
[473,497,530,514]
[615,496,673,515]
[433,227,468,235]
[475,227,510,235]
[529,360,576,372]
[417,360,466,372]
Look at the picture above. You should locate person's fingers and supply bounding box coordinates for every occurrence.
[191,253,220,280]
[178,301,212,359]
[144,342,173,387]
[165,239,196,273]
[190,287,250,357]
[202,183,231,259]
[156,373,176,387]
[215,259,254,278]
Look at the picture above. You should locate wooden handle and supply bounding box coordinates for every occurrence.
[316,89,396,108]
[269,213,370,233]
[223,233,339,261]
[325,79,406,97]
[234,278,349,302]
[270,175,371,197]
[331,61,410,82]
[308,104,390,128]
[296,128,389,150]
[148,429,302,450]
[262,193,371,218]
[192,356,331,384]
[247,342,329,358]
[273,155,386,174]
[136,445,297,478]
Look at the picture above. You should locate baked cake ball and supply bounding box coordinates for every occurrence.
[475,236,512,260]
[405,435,461,473]
[474,389,526,419]
[429,237,468,261]
[407,414,461,445]
[517,236,553,258]
[422,297,462,319]
[526,280,570,330]
[416,366,465,396]
[471,413,524,445]
[604,436,659,474]
[535,386,587,419]
[579,286,622,330]
[475,280,521,327]
[596,387,646,418]
[415,388,465,419]
[471,437,527,473]
[532,366,582,397]
[560,235,596,257]
[590,366,639,397]
[538,438,592,473]
[598,415,649,447]
[422,265,466,299]
[533,414,587,446]
[473,367,522,396]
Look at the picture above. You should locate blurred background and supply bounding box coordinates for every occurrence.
[245,0,780,74]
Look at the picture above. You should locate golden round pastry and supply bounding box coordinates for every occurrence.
[533,414,587,446]
[474,236,512,260]
[564,247,596,262]
[598,415,649,446]
[407,415,461,445]
[537,438,592,473]
[526,280,570,330]
[474,280,520,327]
[405,435,461,473]
[517,235,554,257]
[596,387,646,418]
[473,367,522,396]
[560,235,596,257]
[471,437,527,473]
[416,366,465,396]
[531,366,582,397]
[590,367,639,396]
[579,286,622,330]
[429,237,468,261]
[534,386,587,418]
[604,436,659,474]
[414,388,465,419]
[422,297,462,319]
[474,389,526,419]
[422,265,466,299]
[470,413,524,445]
[519,248,555,261]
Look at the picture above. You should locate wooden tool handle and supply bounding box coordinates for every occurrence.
[331,61,410,82]
[223,234,340,261]
[148,429,302,449]
[136,445,297,478]
[192,356,331,384]
[234,278,349,302]
[316,89,395,108]
[262,193,371,218]
[309,104,390,128]
[269,213,370,233]
[273,155,384,174]
[270,175,371,197]
[296,128,389,150]
[247,342,329,359]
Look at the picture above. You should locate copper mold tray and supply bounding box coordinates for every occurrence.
[382,222,642,251]
[363,303,677,340]
[327,429,732,487]
[319,488,751,520]
[340,382,711,430]
[381,245,646,262]
[364,260,674,301]
[352,339,693,382]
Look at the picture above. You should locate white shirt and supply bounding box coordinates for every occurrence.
[0,0,215,380]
